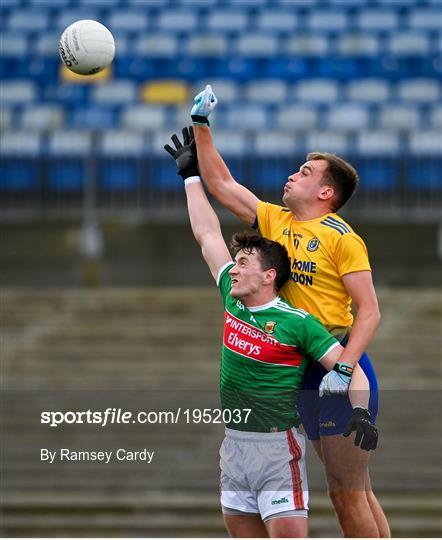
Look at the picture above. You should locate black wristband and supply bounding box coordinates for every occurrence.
[191,115,210,126]
[352,407,371,420]
[179,165,199,181]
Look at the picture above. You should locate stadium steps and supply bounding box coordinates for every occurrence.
[2,492,441,538]
[2,288,441,537]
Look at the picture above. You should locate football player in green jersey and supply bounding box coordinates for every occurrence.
[165,128,378,538]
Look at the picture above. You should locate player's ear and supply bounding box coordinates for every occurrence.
[318,184,334,202]
[263,268,277,287]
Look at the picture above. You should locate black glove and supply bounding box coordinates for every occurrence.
[343,407,378,451]
[164,126,199,180]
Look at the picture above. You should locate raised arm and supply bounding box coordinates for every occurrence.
[164,127,231,280]
[191,85,260,226]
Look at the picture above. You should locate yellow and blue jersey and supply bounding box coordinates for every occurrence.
[256,202,371,338]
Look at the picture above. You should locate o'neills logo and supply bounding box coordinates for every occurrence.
[265,321,277,333]
[223,310,302,367]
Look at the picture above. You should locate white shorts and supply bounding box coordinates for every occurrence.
[220,427,309,521]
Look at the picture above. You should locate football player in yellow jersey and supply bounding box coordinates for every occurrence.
[186,85,390,538]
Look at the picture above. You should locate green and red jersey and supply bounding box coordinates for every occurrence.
[218,262,339,432]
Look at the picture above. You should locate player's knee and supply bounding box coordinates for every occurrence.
[328,489,366,514]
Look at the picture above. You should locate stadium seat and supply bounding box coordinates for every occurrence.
[121,105,168,132]
[157,10,199,32]
[47,130,93,191]
[224,104,268,130]
[207,10,248,33]
[256,10,298,32]
[127,0,169,5]
[306,11,348,32]
[295,79,340,103]
[45,83,88,105]
[346,79,390,102]
[91,81,137,105]
[0,131,41,191]
[356,131,401,156]
[407,9,442,31]
[28,0,70,6]
[210,131,248,157]
[35,34,61,57]
[135,35,178,57]
[7,10,49,32]
[356,10,398,31]
[78,0,121,7]
[176,0,218,6]
[397,79,440,103]
[378,104,421,131]
[20,104,65,131]
[285,35,328,57]
[186,35,228,57]
[245,80,288,103]
[276,105,318,132]
[305,132,350,154]
[253,131,297,157]
[324,103,370,132]
[0,108,13,130]
[55,10,100,31]
[356,158,397,191]
[337,34,380,56]
[106,10,150,32]
[70,106,118,130]
[235,34,279,57]
[0,34,27,56]
[0,80,37,105]
[388,33,431,56]
[430,104,442,130]
[99,131,144,191]
[407,132,442,190]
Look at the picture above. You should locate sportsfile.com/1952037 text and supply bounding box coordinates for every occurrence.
[40,408,252,428]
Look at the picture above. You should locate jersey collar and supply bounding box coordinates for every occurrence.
[248,296,280,312]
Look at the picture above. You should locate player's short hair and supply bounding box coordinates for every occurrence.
[307,151,359,211]
[230,232,290,291]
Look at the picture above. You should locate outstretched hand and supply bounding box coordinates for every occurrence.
[164,126,199,180]
[191,84,218,126]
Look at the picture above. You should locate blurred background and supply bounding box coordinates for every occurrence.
[1,0,441,537]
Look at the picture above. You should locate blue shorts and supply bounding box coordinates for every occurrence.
[298,352,378,441]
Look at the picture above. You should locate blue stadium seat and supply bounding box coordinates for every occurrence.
[121,105,168,132]
[0,80,37,105]
[55,10,101,31]
[235,33,279,57]
[256,10,298,33]
[45,84,89,105]
[388,32,431,56]
[356,9,398,31]
[337,34,380,57]
[127,0,170,6]
[407,9,442,31]
[224,104,268,130]
[78,0,121,7]
[407,132,442,190]
[98,131,145,191]
[325,103,370,132]
[47,130,93,191]
[346,79,390,103]
[186,35,228,57]
[276,104,318,132]
[0,34,27,56]
[35,34,60,57]
[356,158,398,191]
[0,108,13,130]
[7,10,49,32]
[207,10,248,33]
[295,79,340,103]
[285,35,328,57]
[91,80,137,105]
[305,132,350,155]
[192,79,239,102]
[28,0,70,6]
[20,104,65,131]
[134,35,178,57]
[245,79,288,103]
[306,11,348,32]
[430,104,442,131]
[378,104,421,131]
[251,131,296,190]
[397,79,440,103]
[70,106,119,130]
[0,131,41,191]
[356,131,401,156]
[157,10,199,32]
[106,10,150,33]
[209,57,257,81]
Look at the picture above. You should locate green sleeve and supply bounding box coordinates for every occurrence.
[216,262,234,308]
[297,314,339,362]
